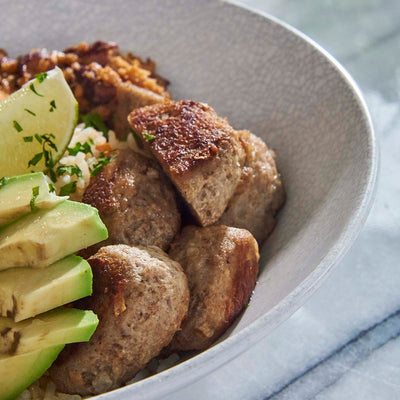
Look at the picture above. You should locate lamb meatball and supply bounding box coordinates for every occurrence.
[82,148,180,255]
[49,245,189,396]
[217,130,285,244]
[128,100,245,226]
[168,225,259,351]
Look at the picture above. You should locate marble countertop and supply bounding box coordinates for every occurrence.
[167,1,400,399]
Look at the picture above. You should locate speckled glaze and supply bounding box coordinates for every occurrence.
[0,0,377,398]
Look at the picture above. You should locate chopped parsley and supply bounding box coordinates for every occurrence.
[35,72,48,83]
[27,133,58,181]
[30,186,40,211]
[56,165,83,178]
[34,133,43,144]
[23,136,33,142]
[91,153,117,177]
[80,112,109,140]
[29,83,44,97]
[24,108,36,116]
[47,168,57,183]
[48,183,56,193]
[67,142,92,156]
[49,100,57,112]
[59,181,77,196]
[13,120,23,132]
[142,131,156,142]
[28,152,43,167]
[41,134,58,152]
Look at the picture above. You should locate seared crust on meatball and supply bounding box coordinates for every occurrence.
[82,148,180,255]
[217,131,285,244]
[49,245,189,396]
[128,100,245,226]
[168,225,259,351]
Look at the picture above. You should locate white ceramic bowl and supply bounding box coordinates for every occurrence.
[1,0,377,398]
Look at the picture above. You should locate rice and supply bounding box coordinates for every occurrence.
[17,375,81,400]
[45,124,117,201]
[46,123,150,202]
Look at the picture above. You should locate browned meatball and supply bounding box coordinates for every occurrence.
[49,245,189,396]
[82,148,180,256]
[168,225,259,351]
[217,130,285,244]
[128,100,245,226]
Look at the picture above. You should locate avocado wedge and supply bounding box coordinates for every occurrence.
[0,255,92,322]
[0,200,108,270]
[0,172,66,227]
[0,307,98,356]
[0,345,64,400]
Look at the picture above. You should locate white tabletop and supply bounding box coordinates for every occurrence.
[165,1,400,398]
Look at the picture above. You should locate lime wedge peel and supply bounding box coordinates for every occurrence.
[0,67,78,178]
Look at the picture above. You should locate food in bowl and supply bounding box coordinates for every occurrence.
[0,41,285,398]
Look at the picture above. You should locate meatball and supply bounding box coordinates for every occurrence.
[49,245,189,396]
[82,148,180,256]
[168,225,259,351]
[128,100,245,226]
[217,130,285,244]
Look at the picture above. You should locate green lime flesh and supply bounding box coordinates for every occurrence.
[0,67,78,178]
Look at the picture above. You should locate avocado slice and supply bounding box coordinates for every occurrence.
[0,172,66,227]
[0,307,98,355]
[0,344,64,400]
[0,200,108,270]
[0,255,92,322]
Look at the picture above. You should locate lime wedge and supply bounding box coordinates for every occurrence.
[0,67,78,178]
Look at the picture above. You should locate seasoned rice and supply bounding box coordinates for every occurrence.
[46,123,151,202]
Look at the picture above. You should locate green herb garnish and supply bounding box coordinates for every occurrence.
[49,100,57,112]
[13,120,23,132]
[27,133,58,176]
[29,83,44,97]
[34,133,43,144]
[59,181,77,196]
[80,112,109,140]
[41,134,58,152]
[23,136,33,142]
[67,142,92,156]
[47,168,57,183]
[142,131,156,142]
[24,108,36,116]
[35,72,48,83]
[30,186,40,211]
[91,153,117,177]
[48,183,56,193]
[27,153,43,167]
[56,165,83,178]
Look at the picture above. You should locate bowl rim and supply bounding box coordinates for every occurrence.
[95,2,378,399]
